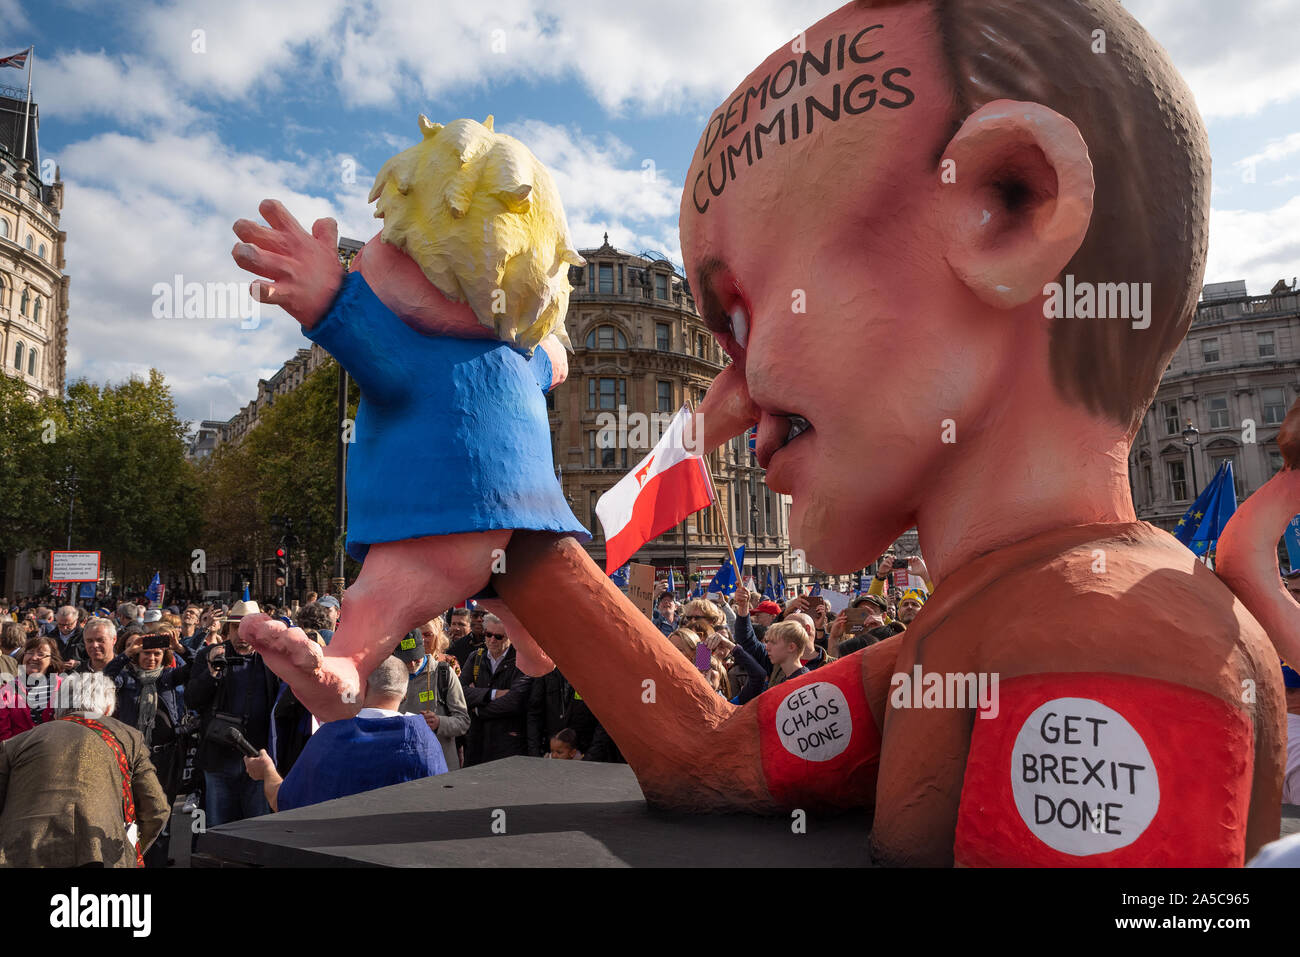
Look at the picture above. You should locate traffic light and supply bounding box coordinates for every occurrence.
[275,545,288,582]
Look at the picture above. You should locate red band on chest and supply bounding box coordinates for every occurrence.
[954,673,1253,867]
[757,653,881,810]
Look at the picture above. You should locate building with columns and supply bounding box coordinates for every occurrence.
[0,90,67,400]
[552,236,793,582]
[1130,278,1300,533]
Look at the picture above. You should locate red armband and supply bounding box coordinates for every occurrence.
[954,673,1254,867]
[757,653,881,810]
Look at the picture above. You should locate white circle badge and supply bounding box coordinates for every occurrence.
[775,681,852,761]
[1010,697,1159,856]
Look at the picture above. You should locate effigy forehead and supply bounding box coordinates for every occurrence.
[683,4,940,220]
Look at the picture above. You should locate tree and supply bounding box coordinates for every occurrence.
[196,358,358,596]
[0,373,62,556]
[52,370,203,589]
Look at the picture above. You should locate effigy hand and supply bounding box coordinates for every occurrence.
[232,199,342,330]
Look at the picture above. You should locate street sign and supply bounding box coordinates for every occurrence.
[49,550,101,583]
[275,576,286,587]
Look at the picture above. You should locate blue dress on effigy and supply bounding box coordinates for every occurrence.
[305,271,590,562]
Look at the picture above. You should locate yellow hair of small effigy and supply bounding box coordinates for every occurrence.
[368,114,585,352]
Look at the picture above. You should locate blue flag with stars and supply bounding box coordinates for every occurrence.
[146,572,162,603]
[610,564,630,589]
[1284,513,1300,571]
[808,581,822,597]
[776,567,787,600]
[708,547,745,595]
[1174,461,1237,557]
[764,568,778,601]
[242,583,251,602]
[667,567,675,595]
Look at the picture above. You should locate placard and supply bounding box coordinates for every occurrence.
[627,562,656,617]
[49,550,101,583]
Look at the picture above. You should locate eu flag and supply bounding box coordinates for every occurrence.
[764,569,778,601]
[776,568,787,600]
[146,572,162,603]
[1174,461,1237,557]
[809,582,822,597]
[708,547,745,595]
[667,567,676,595]
[610,564,630,589]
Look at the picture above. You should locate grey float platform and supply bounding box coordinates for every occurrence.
[192,756,873,867]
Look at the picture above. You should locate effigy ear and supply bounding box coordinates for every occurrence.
[418,114,444,138]
[497,183,532,214]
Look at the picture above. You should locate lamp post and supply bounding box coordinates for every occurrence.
[1182,419,1200,500]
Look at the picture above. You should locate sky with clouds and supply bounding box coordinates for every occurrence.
[4,0,1299,425]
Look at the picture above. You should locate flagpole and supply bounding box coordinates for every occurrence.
[19,46,33,164]
[695,417,741,586]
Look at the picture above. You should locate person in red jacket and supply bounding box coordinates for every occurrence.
[0,636,63,741]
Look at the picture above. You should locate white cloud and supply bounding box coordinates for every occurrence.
[57,129,376,421]
[39,51,204,130]
[1237,131,1300,171]
[1207,194,1300,292]
[139,0,347,100]
[1125,0,1300,120]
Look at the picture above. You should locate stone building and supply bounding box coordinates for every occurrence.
[553,236,793,582]
[1130,279,1300,533]
[0,90,69,598]
[0,89,67,400]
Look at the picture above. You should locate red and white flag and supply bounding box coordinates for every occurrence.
[0,49,30,70]
[596,405,714,573]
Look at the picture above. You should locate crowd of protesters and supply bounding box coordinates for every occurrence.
[2,546,1298,868]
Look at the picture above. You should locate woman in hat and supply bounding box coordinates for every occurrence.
[104,628,193,863]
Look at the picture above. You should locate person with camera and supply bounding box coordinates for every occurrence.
[102,628,194,866]
[184,601,282,826]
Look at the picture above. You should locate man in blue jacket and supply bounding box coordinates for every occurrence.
[244,656,447,812]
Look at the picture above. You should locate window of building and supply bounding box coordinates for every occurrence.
[545,390,555,411]
[1262,386,1286,425]
[24,234,32,250]
[588,377,625,411]
[26,347,35,376]
[32,297,41,323]
[1206,393,1229,429]
[1201,338,1220,363]
[657,380,672,413]
[655,274,668,299]
[1143,464,1153,504]
[19,287,28,316]
[656,322,670,351]
[37,243,45,260]
[0,218,8,238]
[598,263,614,294]
[588,429,627,469]
[585,325,626,350]
[1166,460,1187,501]
[1258,331,1276,358]
[589,490,601,540]
[13,341,23,368]
[1163,401,1179,435]
[696,333,707,358]
[1269,449,1285,476]
[570,267,584,288]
